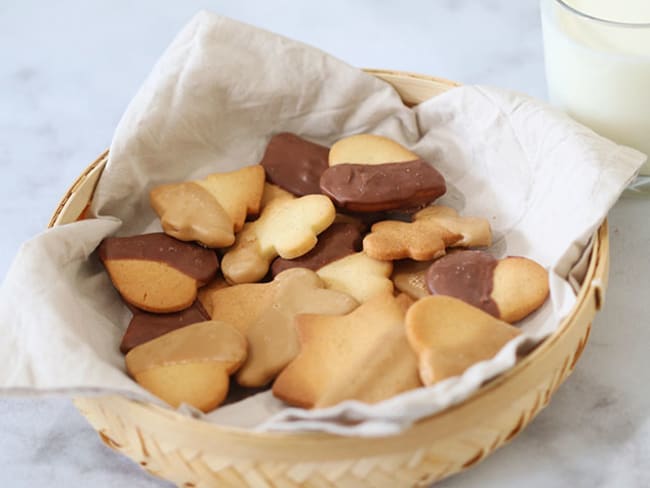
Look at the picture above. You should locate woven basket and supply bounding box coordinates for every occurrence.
[49,70,609,488]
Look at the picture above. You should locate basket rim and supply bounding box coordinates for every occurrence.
[56,69,609,445]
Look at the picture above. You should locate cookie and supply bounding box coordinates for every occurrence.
[198,268,358,387]
[414,206,493,248]
[391,260,432,300]
[125,321,247,412]
[362,205,492,261]
[272,293,421,408]
[316,251,393,303]
[150,165,265,247]
[259,133,330,195]
[259,182,295,209]
[405,296,521,386]
[120,301,210,354]
[98,233,219,313]
[149,182,234,248]
[395,292,417,312]
[426,250,549,323]
[270,222,362,276]
[221,194,336,284]
[320,160,446,212]
[198,277,267,334]
[238,269,358,387]
[333,213,365,226]
[328,134,419,166]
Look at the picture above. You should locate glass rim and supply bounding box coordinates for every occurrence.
[553,0,650,28]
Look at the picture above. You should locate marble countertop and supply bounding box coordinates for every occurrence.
[1,1,648,486]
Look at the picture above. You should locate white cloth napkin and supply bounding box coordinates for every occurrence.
[0,12,644,436]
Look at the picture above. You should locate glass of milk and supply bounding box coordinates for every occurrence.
[541,0,650,177]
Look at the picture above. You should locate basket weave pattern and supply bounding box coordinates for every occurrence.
[53,71,608,487]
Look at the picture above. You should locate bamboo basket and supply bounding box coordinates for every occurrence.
[49,70,609,488]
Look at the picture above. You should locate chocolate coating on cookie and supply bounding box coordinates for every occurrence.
[270,223,363,276]
[120,301,210,354]
[319,160,446,212]
[259,133,330,196]
[426,250,499,317]
[98,233,218,283]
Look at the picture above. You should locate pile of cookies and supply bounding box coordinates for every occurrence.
[98,133,549,413]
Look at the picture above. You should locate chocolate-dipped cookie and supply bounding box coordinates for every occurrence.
[125,320,247,412]
[259,133,330,196]
[98,233,218,313]
[320,160,446,213]
[120,301,210,354]
[426,250,549,323]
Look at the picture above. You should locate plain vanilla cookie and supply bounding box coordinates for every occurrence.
[221,194,336,283]
[406,296,521,386]
[363,205,492,261]
[328,134,419,165]
[273,293,421,408]
[316,251,393,303]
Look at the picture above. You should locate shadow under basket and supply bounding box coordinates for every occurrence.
[49,69,610,488]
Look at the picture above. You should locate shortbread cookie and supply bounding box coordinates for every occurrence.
[149,182,234,248]
[150,165,265,247]
[120,301,210,354]
[260,133,330,195]
[320,160,446,212]
[198,277,267,335]
[196,165,266,231]
[273,293,421,408]
[221,194,336,283]
[426,250,549,323]
[328,134,419,166]
[125,321,247,412]
[270,223,362,276]
[238,269,358,387]
[414,206,492,248]
[198,268,358,387]
[316,252,393,303]
[395,292,416,312]
[98,233,219,313]
[406,296,521,386]
[391,260,432,299]
[333,212,370,229]
[363,205,492,261]
[260,182,294,209]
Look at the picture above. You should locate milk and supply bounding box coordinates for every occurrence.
[541,0,650,175]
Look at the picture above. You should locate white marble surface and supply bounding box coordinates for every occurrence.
[0,1,648,486]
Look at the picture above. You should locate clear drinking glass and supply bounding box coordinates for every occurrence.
[541,0,650,189]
